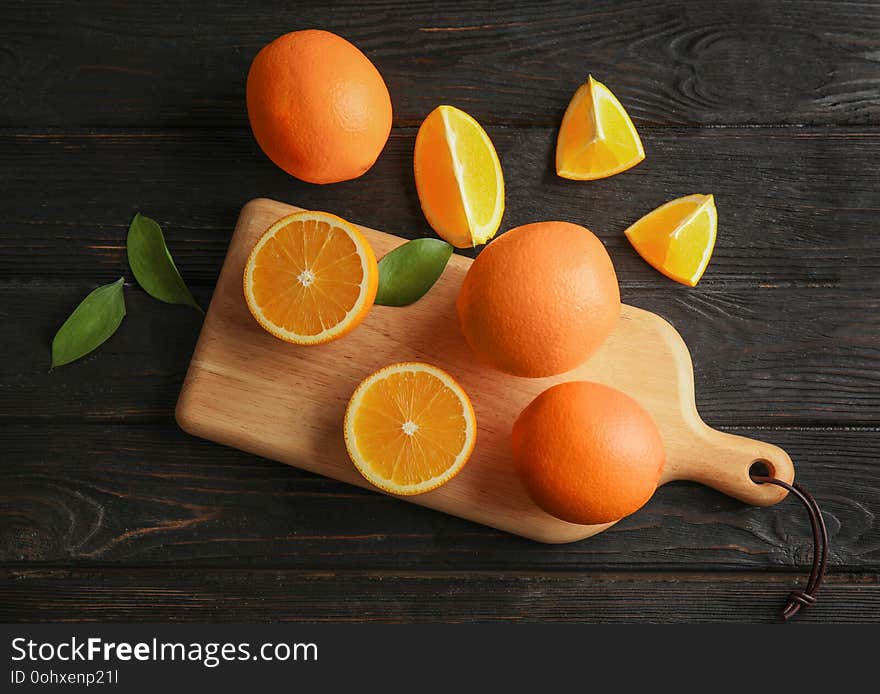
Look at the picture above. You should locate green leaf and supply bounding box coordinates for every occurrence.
[127,213,202,312]
[375,238,454,306]
[51,278,126,368]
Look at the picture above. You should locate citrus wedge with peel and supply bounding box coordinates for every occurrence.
[344,362,477,495]
[243,210,378,344]
[556,75,645,180]
[414,105,504,248]
[624,194,717,287]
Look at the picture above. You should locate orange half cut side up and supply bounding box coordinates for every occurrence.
[344,362,477,495]
[243,210,379,344]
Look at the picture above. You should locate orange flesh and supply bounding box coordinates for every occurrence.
[556,78,644,179]
[251,218,364,335]
[414,112,470,243]
[626,199,703,267]
[625,195,716,286]
[558,87,627,170]
[350,370,470,486]
[414,105,504,248]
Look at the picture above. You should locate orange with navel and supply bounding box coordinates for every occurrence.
[456,221,620,378]
[246,30,392,184]
[512,381,665,525]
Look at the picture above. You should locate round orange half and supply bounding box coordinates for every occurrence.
[243,210,378,344]
[344,362,477,495]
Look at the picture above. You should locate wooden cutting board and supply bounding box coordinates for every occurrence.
[176,197,795,543]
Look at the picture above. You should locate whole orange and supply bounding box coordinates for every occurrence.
[512,381,665,525]
[246,30,392,184]
[456,221,620,378]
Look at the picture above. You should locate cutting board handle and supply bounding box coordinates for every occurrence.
[661,423,795,506]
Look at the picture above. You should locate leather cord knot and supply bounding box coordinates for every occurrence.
[787,590,817,608]
[750,474,829,621]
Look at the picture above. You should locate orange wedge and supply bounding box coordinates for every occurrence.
[625,194,717,287]
[344,362,477,495]
[243,210,378,344]
[414,105,504,248]
[556,76,645,180]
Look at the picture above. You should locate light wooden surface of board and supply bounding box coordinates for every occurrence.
[177,198,794,543]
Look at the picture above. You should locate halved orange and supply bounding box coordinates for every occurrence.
[243,210,378,344]
[414,105,504,248]
[625,194,717,287]
[344,362,477,495]
[556,75,645,180]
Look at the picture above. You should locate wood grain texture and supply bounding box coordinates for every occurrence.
[2,424,877,570]
[2,569,878,623]
[2,127,879,287]
[177,198,794,542]
[1,1,878,127]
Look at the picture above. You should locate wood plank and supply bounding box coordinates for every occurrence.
[2,424,877,570]
[4,282,877,425]
[1,1,878,127]
[1,128,878,288]
[1,568,877,623]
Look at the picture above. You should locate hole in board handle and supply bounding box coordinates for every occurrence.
[749,459,775,483]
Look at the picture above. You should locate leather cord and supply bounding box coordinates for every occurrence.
[750,474,829,620]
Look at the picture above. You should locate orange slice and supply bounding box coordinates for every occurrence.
[243,210,378,344]
[625,194,717,287]
[344,362,477,495]
[414,105,505,248]
[556,75,645,180]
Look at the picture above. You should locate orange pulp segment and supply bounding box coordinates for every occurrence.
[624,194,717,287]
[243,210,378,344]
[414,105,504,248]
[556,75,645,180]
[344,362,477,495]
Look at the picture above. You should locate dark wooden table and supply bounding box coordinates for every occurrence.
[2,0,878,623]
